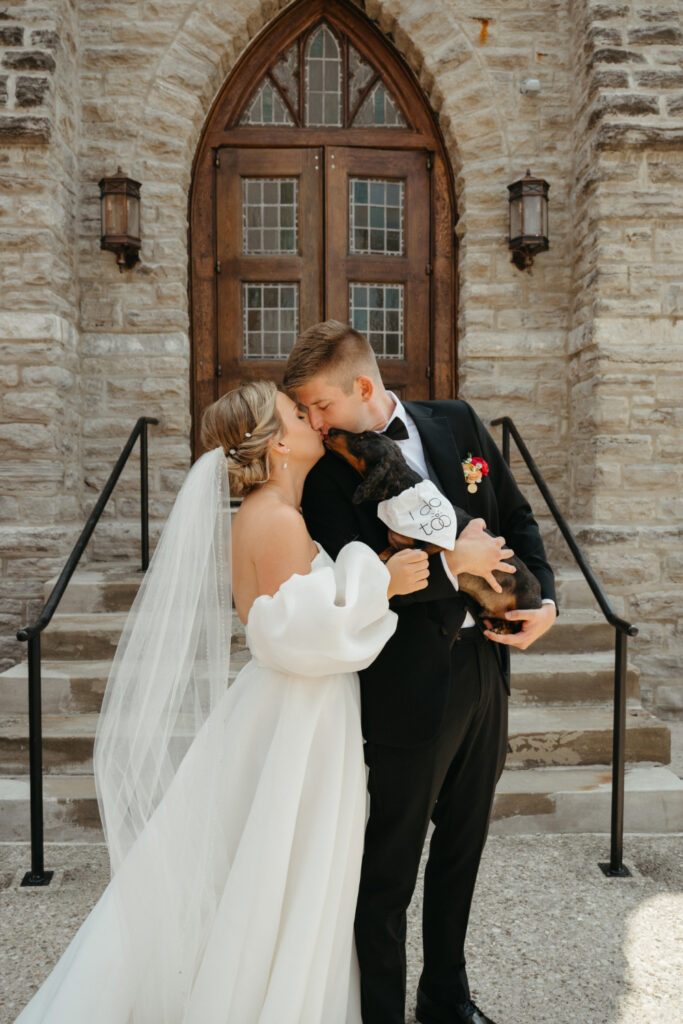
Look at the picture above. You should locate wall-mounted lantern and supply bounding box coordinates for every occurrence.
[507,169,549,271]
[98,168,141,271]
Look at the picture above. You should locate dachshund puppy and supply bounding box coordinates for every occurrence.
[324,426,541,633]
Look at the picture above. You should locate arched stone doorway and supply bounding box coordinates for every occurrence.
[189,0,457,456]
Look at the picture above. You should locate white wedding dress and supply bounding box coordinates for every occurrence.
[15,540,397,1024]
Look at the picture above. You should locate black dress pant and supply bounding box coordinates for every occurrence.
[354,631,508,1023]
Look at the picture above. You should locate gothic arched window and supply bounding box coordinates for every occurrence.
[239,22,409,130]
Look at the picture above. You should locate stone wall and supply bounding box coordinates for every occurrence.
[567,0,683,714]
[0,0,82,671]
[0,0,681,714]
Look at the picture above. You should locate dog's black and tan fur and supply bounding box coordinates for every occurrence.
[325,426,542,633]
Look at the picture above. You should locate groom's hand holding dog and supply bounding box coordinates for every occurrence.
[446,519,556,649]
[446,521,556,649]
[483,601,557,649]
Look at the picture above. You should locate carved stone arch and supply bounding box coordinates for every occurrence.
[188,0,460,455]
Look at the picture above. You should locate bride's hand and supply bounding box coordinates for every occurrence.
[386,548,430,598]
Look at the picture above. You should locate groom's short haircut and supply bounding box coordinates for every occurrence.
[284,319,380,394]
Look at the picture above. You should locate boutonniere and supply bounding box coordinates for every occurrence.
[462,453,489,494]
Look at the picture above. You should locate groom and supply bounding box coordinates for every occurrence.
[284,321,556,1024]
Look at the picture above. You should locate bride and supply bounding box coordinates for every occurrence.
[14,380,430,1023]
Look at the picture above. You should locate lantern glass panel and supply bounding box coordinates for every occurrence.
[126,194,140,239]
[103,193,126,236]
[524,195,543,237]
[509,196,523,240]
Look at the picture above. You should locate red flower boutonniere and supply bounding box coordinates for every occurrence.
[462,453,489,494]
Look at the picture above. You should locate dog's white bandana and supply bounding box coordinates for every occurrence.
[377,480,457,550]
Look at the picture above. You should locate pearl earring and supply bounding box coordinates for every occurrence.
[283,445,291,469]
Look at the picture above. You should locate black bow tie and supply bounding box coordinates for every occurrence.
[381,416,409,442]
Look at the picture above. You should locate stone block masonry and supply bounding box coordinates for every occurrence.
[0,0,81,672]
[0,5,58,143]
[567,0,683,714]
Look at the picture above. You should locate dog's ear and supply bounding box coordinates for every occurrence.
[352,461,393,504]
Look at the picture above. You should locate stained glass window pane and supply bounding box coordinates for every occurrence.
[271,43,299,117]
[349,178,404,256]
[348,44,376,114]
[305,24,341,126]
[349,282,404,359]
[243,283,299,359]
[242,178,298,254]
[240,80,294,125]
[352,82,406,127]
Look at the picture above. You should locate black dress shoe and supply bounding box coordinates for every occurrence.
[416,986,498,1024]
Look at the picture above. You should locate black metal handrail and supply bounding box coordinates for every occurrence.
[15,416,158,887]
[492,415,637,877]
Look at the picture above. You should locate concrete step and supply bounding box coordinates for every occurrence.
[491,764,683,834]
[48,563,604,615]
[0,652,253,715]
[0,774,103,842]
[0,774,102,839]
[39,612,129,660]
[506,706,670,768]
[34,607,613,668]
[36,610,247,661]
[0,660,111,715]
[509,651,640,705]
[0,649,638,717]
[0,704,670,777]
[0,649,639,716]
[0,713,100,775]
[3,762,682,843]
[552,567,602,611]
[43,563,144,614]
[523,608,615,654]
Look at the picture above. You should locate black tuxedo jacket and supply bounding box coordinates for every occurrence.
[301,398,556,748]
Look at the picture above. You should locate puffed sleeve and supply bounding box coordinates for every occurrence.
[246,541,397,677]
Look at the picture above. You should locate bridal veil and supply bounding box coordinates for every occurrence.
[91,445,233,1007]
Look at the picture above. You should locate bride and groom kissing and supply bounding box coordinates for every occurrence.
[15,319,556,1024]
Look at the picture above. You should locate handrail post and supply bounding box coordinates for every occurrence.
[21,634,53,886]
[600,629,631,877]
[492,414,636,878]
[140,419,150,571]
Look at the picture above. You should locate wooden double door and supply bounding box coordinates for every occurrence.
[215,145,432,400]
[190,2,457,455]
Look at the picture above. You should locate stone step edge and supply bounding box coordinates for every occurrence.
[34,606,621,627]
[0,705,669,738]
[53,561,586,579]
[491,765,683,835]
[3,646,630,690]
[4,764,682,840]
[3,764,681,803]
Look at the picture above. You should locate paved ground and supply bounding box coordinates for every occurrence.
[2,834,681,1024]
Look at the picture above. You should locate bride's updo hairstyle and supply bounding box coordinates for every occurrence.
[200,380,284,496]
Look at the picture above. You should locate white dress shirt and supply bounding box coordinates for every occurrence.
[379,392,555,627]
